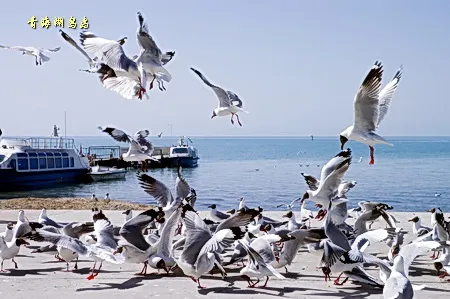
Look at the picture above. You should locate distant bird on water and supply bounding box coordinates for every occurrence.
[339,61,403,165]
[157,132,163,138]
[310,135,314,141]
[0,45,60,66]
[435,192,442,197]
[190,67,249,126]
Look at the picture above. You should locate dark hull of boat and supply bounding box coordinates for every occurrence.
[95,157,199,169]
[0,168,90,192]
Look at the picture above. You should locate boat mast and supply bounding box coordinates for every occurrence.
[64,110,67,138]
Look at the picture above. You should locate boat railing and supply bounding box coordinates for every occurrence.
[3,137,77,150]
[26,137,76,150]
[87,146,122,160]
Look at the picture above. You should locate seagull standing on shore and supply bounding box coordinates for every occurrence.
[0,45,60,66]
[98,126,159,171]
[339,61,403,165]
[38,208,63,229]
[190,67,248,126]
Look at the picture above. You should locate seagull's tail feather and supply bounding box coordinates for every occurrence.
[103,77,140,100]
[412,284,426,291]
[40,53,51,62]
[153,66,172,82]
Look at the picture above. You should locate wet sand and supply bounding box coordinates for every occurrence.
[0,210,449,299]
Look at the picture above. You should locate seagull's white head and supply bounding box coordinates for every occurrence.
[40,208,47,218]
[339,127,352,150]
[18,210,26,222]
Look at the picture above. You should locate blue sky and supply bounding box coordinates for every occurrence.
[1,1,449,137]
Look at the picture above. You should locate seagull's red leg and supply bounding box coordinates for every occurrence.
[250,278,260,288]
[87,262,96,280]
[149,74,156,90]
[333,272,344,285]
[369,146,375,165]
[197,278,205,289]
[235,114,242,126]
[260,276,269,288]
[431,251,436,259]
[93,262,103,277]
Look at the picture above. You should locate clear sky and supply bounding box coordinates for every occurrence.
[1,1,449,137]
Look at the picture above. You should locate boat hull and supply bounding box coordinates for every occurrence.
[0,169,90,192]
[90,170,127,181]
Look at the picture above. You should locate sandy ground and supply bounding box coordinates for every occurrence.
[0,210,449,299]
[0,198,153,210]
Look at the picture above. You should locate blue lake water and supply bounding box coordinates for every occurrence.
[2,136,450,212]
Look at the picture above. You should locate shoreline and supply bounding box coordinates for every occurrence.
[0,197,154,210]
[0,210,446,299]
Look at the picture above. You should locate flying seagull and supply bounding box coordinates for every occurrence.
[190,67,249,126]
[98,126,159,171]
[59,29,126,79]
[0,45,60,66]
[135,12,173,92]
[79,31,148,100]
[339,61,403,165]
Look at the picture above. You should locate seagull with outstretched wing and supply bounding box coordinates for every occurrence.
[0,44,60,66]
[98,126,159,171]
[190,67,249,126]
[339,61,403,165]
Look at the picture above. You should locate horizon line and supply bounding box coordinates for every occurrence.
[3,135,450,138]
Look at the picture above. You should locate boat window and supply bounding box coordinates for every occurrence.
[70,157,74,167]
[38,152,46,157]
[30,158,39,170]
[39,157,47,169]
[0,155,5,163]
[47,157,55,169]
[46,152,54,157]
[54,152,62,157]
[63,157,69,168]
[172,148,188,154]
[55,157,62,168]
[18,158,29,170]
[28,152,38,157]
[9,159,16,169]
[62,152,69,157]
[17,153,28,158]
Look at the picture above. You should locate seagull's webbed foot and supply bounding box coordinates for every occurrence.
[260,276,270,288]
[334,277,349,285]
[138,87,146,100]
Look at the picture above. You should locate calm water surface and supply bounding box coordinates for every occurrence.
[2,136,450,212]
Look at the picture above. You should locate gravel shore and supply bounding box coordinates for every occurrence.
[0,197,154,210]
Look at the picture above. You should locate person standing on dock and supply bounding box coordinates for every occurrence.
[52,125,60,137]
